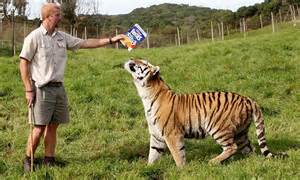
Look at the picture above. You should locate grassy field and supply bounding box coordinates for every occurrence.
[0,23,299,179]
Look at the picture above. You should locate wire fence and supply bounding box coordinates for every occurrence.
[0,4,299,56]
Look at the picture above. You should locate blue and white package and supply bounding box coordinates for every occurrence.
[120,24,147,51]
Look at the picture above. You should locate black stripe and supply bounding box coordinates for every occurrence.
[162,96,176,136]
[208,93,213,109]
[235,130,248,140]
[152,134,165,143]
[141,67,148,73]
[202,93,206,104]
[153,118,157,125]
[211,126,221,137]
[217,92,221,109]
[142,71,150,80]
[259,142,267,148]
[224,92,228,104]
[180,146,185,151]
[238,140,250,149]
[197,94,202,110]
[256,122,264,129]
[188,96,192,136]
[257,132,264,139]
[148,91,161,113]
[151,146,165,153]
[222,95,240,121]
[263,150,271,156]
[220,135,234,144]
[200,128,206,138]
[214,130,231,141]
[207,109,217,132]
[223,142,234,147]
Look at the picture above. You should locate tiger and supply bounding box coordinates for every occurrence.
[124,59,280,167]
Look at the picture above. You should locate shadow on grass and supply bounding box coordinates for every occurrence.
[113,142,149,162]
[30,157,68,171]
[40,137,297,169]
[185,136,298,164]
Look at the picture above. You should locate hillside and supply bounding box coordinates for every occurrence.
[0,24,299,178]
[77,3,233,36]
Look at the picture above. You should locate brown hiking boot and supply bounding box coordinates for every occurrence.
[23,156,34,172]
[43,156,55,167]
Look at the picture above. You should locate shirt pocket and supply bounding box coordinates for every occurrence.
[38,42,51,58]
[56,41,67,57]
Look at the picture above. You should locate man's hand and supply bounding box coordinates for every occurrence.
[111,34,127,43]
[25,91,35,108]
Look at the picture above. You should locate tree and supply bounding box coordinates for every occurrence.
[61,0,77,25]
[2,0,27,18]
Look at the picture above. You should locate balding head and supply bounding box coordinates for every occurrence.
[41,3,61,21]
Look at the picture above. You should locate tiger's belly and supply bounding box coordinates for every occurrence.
[184,129,207,139]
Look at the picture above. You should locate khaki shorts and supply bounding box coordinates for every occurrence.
[29,84,69,125]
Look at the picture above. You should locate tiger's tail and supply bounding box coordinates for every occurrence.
[251,102,274,158]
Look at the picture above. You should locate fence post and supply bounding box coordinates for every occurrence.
[84,26,87,39]
[177,27,181,46]
[186,32,189,44]
[97,24,99,38]
[146,28,150,49]
[196,29,200,41]
[73,27,76,37]
[226,25,230,37]
[290,4,296,26]
[260,14,263,28]
[210,21,214,42]
[243,18,246,38]
[240,19,243,33]
[271,12,275,33]
[0,2,3,33]
[115,28,118,49]
[12,9,16,56]
[23,21,27,39]
[221,22,224,40]
[279,9,282,23]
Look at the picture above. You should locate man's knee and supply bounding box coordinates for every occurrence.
[34,125,46,137]
[45,123,59,133]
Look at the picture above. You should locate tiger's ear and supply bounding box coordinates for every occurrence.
[153,66,160,75]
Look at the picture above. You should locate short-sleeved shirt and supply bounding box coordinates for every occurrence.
[20,25,84,87]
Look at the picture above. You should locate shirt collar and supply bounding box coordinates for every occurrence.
[40,24,57,37]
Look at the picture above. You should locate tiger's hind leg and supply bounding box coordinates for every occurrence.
[235,130,254,155]
[237,135,254,155]
[210,132,238,165]
[148,134,166,165]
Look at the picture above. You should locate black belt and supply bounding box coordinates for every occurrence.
[44,82,63,87]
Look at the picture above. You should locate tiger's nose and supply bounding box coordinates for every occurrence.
[129,63,135,72]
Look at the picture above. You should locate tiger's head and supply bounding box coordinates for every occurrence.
[124,59,160,87]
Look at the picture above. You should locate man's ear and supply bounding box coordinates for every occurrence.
[153,66,160,75]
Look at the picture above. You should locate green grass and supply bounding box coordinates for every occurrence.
[0,23,299,179]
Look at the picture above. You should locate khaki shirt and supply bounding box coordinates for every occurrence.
[20,25,84,87]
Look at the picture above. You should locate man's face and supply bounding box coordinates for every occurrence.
[48,8,62,27]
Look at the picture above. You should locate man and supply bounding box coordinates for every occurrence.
[19,3,126,172]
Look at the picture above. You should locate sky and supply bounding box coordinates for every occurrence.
[26,0,264,19]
